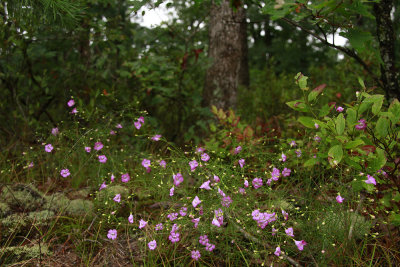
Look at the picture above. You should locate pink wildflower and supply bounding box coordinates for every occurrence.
[252,178,263,189]
[60,169,70,177]
[201,153,210,162]
[45,144,53,153]
[121,173,130,183]
[189,160,198,171]
[294,240,307,251]
[364,174,376,185]
[192,196,201,208]
[113,194,121,203]
[191,250,201,261]
[98,155,107,163]
[200,180,211,190]
[148,240,157,250]
[173,173,184,186]
[107,229,117,240]
[336,195,344,203]
[238,159,245,168]
[67,99,75,107]
[128,214,134,224]
[139,219,147,229]
[94,142,103,151]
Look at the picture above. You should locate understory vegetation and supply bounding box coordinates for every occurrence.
[1,0,400,266]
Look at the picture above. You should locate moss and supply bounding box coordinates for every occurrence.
[1,213,27,237]
[0,202,11,218]
[43,193,70,212]
[66,199,94,216]
[0,184,45,212]
[27,210,55,225]
[2,245,52,261]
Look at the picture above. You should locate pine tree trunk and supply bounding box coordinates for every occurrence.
[203,0,248,110]
[374,0,400,101]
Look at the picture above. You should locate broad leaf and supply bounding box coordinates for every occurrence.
[328,144,343,164]
[336,113,345,135]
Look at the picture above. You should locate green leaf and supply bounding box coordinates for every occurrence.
[336,113,345,135]
[345,139,364,149]
[298,116,315,128]
[388,99,400,124]
[345,157,362,170]
[346,108,357,126]
[375,117,389,137]
[328,144,343,164]
[352,180,365,192]
[294,72,309,91]
[308,84,326,102]
[319,104,330,117]
[304,158,318,167]
[372,95,384,115]
[358,77,366,89]
[389,213,400,227]
[286,100,309,112]
[340,29,374,53]
[368,148,386,172]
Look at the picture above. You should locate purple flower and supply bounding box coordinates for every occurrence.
[138,116,145,123]
[205,243,215,252]
[179,207,187,216]
[238,159,245,168]
[234,146,242,154]
[113,194,121,203]
[271,168,280,181]
[282,168,291,177]
[191,250,201,261]
[192,218,200,228]
[289,140,296,147]
[192,196,201,208]
[274,246,281,257]
[168,212,178,221]
[139,219,147,229]
[71,108,78,114]
[355,119,367,130]
[98,155,107,163]
[128,214,134,224]
[196,147,205,153]
[217,188,226,197]
[201,153,210,162]
[173,173,184,187]
[285,227,294,237]
[142,159,151,168]
[159,160,166,168]
[110,130,116,135]
[314,135,321,142]
[294,240,307,251]
[116,123,123,129]
[244,179,249,187]
[151,134,162,141]
[99,182,107,191]
[199,235,209,245]
[28,162,34,168]
[121,173,130,183]
[221,196,232,207]
[213,175,220,182]
[282,210,289,220]
[45,144,54,153]
[51,127,59,136]
[212,217,221,227]
[67,99,75,107]
[200,180,211,190]
[155,223,163,231]
[336,106,344,112]
[111,174,115,182]
[60,169,70,177]
[94,142,103,151]
[239,188,246,194]
[85,146,91,153]
[189,160,198,171]
[336,195,344,203]
[281,153,287,162]
[134,121,142,129]
[107,229,117,240]
[252,178,263,189]
[364,174,376,185]
[169,231,180,243]
[148,240,157,250]
[170,186,175,196]
[272,227,278,236]
[314,123,319,129]
[295,149,302,157]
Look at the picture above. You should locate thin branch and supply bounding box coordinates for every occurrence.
[281,17,383,89]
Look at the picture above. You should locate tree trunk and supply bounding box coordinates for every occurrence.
[374,0,400,100]
[203,0,248,110]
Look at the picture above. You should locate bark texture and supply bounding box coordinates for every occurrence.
[203,0,248,110]
[374,0,399,100]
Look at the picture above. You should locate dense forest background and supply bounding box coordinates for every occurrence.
[2,0,399,147]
